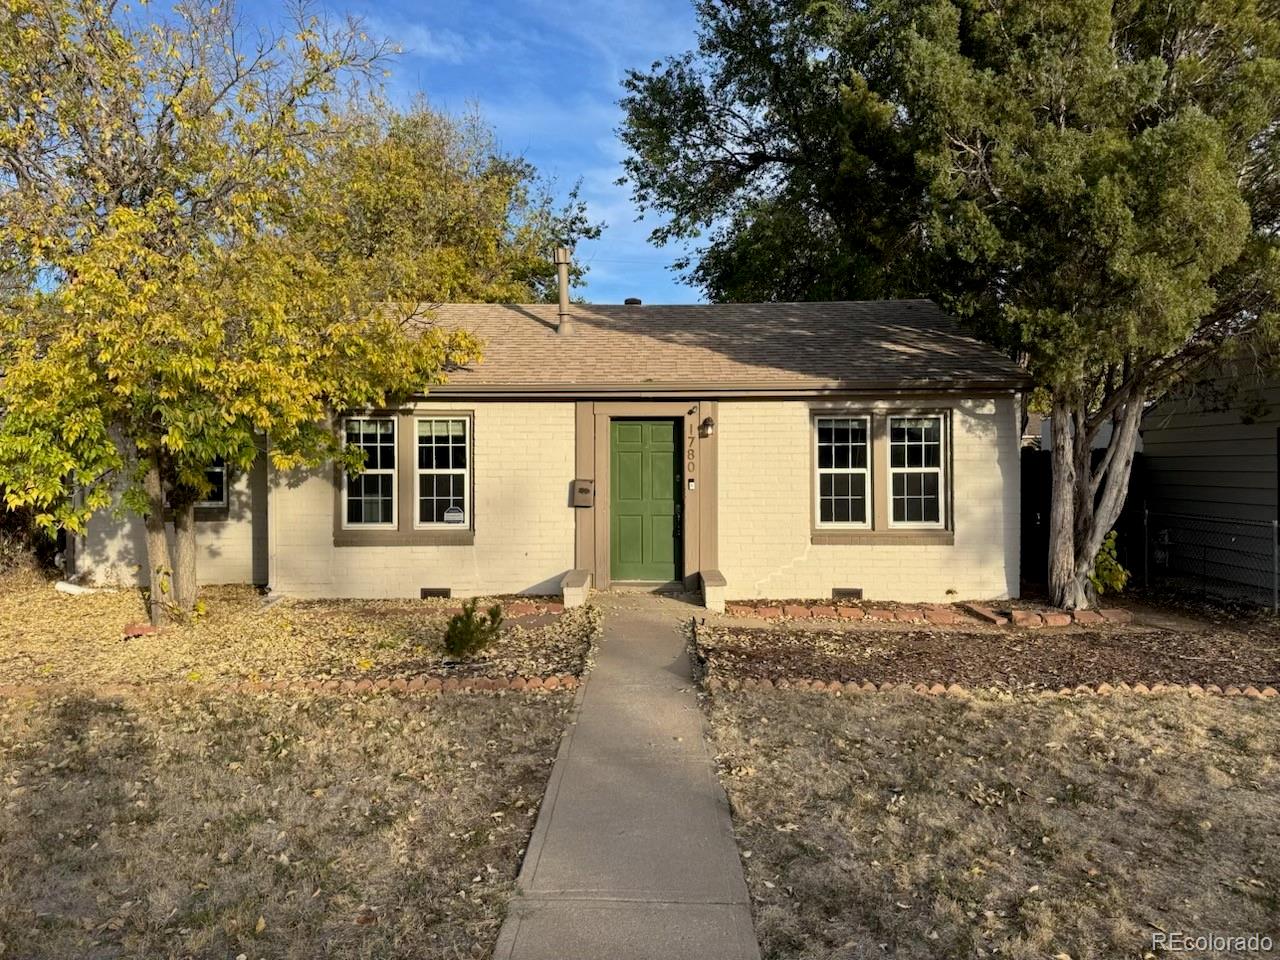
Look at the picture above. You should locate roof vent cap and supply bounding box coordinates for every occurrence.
[624,297,642,306]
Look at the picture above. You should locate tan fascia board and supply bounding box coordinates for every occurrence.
[423,379,1029,400]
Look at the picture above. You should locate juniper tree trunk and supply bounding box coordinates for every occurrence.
[1048,390,1145,609]
[141,459,172,626]
[171,500,198,617]
[1047,401,1087,608]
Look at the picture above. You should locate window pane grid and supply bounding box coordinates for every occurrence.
[815,416,870,526]
[347,473,394,525]
[890,416,943,525]
[417,418,469,526]
[344,417,396,526]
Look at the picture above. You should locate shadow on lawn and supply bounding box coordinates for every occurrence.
[2,694,152,957]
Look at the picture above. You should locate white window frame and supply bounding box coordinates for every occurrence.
[195,458,228,509]
[813,415,872,529]
[342,416,398,530]
[888,414,947,529]
[414,415,472,530]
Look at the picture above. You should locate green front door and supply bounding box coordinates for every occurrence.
[610,419,681,582]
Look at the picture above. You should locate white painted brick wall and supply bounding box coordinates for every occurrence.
[80,470,260,587]
[269,401,576,598]
[80,396,1016,604]
[717,398,1020,602]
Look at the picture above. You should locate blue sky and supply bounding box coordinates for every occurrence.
[255,0,705,304]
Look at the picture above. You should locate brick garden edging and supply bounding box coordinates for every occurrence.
[722,601,1133,628]
[704,676,1280,700]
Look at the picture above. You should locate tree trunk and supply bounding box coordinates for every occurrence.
[1047,400,1085,607]
[1048,388,1145,609]
[142,459,172,626]
[172,499,198,616]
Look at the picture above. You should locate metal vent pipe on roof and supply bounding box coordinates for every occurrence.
[554,246,573,335]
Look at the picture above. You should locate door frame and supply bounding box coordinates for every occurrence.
[609,417,683,583]
[575,400,718,592]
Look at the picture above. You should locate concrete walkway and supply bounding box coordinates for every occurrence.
[494,593,761,960]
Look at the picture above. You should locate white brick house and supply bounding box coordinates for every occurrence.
[74,299,1027,609]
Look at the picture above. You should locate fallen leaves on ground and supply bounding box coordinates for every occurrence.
[0,571,600,686]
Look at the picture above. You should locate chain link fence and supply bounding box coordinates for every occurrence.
[1144,510,1279,612]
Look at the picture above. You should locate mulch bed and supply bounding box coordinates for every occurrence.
[721,599,1130,628]
[694,624,1280,690]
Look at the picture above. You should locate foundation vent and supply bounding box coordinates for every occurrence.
[420,587,452,599]
[832,587,864,600]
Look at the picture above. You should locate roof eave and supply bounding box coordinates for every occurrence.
[424,377,1031,400]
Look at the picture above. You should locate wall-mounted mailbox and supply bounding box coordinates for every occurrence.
[571,478,595,508]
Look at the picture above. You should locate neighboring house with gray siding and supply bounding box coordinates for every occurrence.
[1142,372,1280,603]
[72,299,1028,610]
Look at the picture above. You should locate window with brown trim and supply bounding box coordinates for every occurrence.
[889,415,945,527]
[343,417,397,527]
[334,411,477,547]
[415,417,470,527]
[809,407,955,546]
[814,416,871,527]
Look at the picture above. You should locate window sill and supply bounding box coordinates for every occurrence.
[811,529,955,546]
[334,529,475,547]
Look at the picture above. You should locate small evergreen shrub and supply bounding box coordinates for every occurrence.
[444,599,504,658]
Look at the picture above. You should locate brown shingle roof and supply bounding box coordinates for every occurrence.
[423,300,1028,397]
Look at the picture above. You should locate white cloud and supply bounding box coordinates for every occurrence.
[353,0,704,303]
[363,16,485,64]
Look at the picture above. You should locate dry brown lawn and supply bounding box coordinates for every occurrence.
[0,572,597,958]
[0,689,571,959]
[0,571,597,686]
[708,690,1280,960]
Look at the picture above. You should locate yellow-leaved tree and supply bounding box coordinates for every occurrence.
[0,0,598,623]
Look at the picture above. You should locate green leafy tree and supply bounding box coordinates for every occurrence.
[621,0,1280,607]
[0,1,594,623]
[621,1,931,302]
[293,100,599,306]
